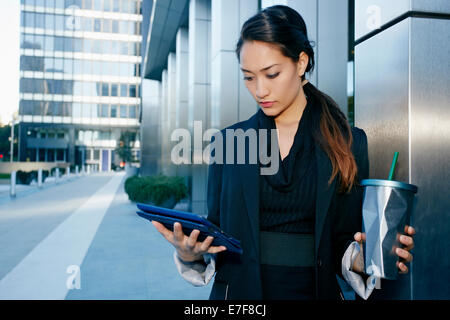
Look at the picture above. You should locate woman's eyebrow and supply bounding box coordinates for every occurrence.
[240,64,279,73]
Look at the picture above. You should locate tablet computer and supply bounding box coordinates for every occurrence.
[136,203,243,254]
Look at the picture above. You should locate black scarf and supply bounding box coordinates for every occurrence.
[257,95,316,193]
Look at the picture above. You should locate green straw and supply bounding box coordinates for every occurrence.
[388,152,399,181]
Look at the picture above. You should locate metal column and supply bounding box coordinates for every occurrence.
[354,0,450,299]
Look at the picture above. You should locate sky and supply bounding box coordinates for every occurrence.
[0,1,20,125]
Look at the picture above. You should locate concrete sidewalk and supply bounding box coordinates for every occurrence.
[0,172,213,300]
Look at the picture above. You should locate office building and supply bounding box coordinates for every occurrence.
[18,0,142,171]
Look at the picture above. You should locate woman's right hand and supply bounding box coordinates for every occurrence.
[151,221,228,262]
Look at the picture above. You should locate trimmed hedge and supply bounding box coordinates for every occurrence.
[16,170,50,185]
[124,175,188,207]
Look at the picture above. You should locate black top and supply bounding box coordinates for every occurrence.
[257,96,317,234]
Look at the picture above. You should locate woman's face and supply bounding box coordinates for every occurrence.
[239,40,308,120]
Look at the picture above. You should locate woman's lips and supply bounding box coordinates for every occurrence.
[259,101,275,108]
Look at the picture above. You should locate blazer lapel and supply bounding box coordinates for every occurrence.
[315,145,337,256]
[239,161,260,259]
[238,114,261,259]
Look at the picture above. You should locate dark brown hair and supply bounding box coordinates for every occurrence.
[235,5,357,194]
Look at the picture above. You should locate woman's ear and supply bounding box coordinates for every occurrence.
[297,52,309,77]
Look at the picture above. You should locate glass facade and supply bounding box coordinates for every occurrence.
[19,0,142,170]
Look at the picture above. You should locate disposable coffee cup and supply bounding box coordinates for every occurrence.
[360,179,418,280]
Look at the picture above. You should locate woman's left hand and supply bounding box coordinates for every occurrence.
[396,225,415,274]
[353,225,416,274]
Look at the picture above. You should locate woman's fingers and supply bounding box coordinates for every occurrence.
[397,261,409,274]
[207,245,228,254]
[152,221,173,242]
[400,234,414,251]
[404,225,416,236]
[396,247,413,262]
[353,232,366,243]
[186,229,200,250]
[153,221,227,257]
[199,236,214,252]
[173,222,186,243]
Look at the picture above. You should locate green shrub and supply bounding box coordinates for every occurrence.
[16,170,34,185]
[124,175,188,207]
[0,173,10,179]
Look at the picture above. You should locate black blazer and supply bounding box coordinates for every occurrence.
[205,111,369,300]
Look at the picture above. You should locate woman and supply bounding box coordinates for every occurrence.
[152,5,415,300]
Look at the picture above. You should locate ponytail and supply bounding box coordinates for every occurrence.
[303,81,358,194]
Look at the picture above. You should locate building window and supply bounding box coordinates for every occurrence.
[48,149,55,161]
[103,19,111,33]
[20,100,34,115]
[110,105,118,118]
[83,0,92,10]
[93,149,100,160]
[112,20,119,33]
[119,20,128,34]
[129,105,136,118]
[55,0,64,9]
[93,0,101,11]
[120,84,127,97]
[39,149,46,162]
[64,58,73,73]
[111,84,118,96]
[35,13,45,29]
[94,18,101,32]
[64,37,74,51]
[101,83,109,96]
[121,0,128,13]
[86,148,92,160]
[45,35,54,51]
[55,15,65,31]
[129,84,136,97]
[56,149,65,161]
[45,14,54,30]
[112,0,120,12]
[111,41,119,55]
[120,105,127,118]
[100,104,109,117]
[34,101,43,116]
[54,36,64,51]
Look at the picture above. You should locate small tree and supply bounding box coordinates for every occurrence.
[115,131,133,163]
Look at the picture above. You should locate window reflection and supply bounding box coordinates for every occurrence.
[55,15,65,30]
[129,105,136,118]
[74,59,83,74]
[110,105,118,118]
[100,104,109,117]
[34,35,45,50]
[120,105,127,118]
[54,58,64,72]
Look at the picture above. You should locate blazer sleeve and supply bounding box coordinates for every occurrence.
[332,127,369,278]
